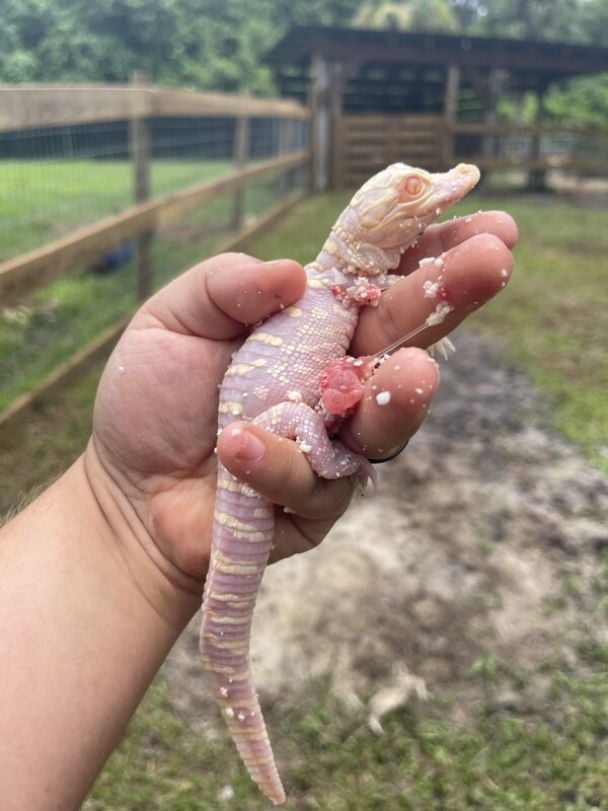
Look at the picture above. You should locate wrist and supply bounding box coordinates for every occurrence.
[0,453,199,807]
[82,442,201,632]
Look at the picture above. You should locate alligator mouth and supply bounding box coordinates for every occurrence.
[433,163,481,208]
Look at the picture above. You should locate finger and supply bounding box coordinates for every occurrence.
[341,347,440,460]
[399,211,519,276]
[352,233,514,356]
[133,252,306,340]
[217,422,355,522]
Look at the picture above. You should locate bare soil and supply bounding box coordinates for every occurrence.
[167,330,608,729]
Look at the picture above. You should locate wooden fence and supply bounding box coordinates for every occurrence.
[0,82,311,430]
[331,112,608,188]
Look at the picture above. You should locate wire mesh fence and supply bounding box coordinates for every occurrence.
[0,85,310,417]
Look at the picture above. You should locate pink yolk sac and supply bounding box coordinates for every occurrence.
[319,355,375,416]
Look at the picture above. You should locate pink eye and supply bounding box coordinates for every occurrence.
[403,175,423,196]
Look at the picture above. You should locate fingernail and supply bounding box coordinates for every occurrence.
[264,258,298,268]
[231,427,266,462]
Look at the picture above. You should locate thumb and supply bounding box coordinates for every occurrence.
[132,252,306,339]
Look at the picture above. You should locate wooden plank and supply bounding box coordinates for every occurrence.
[0,149,309,305]
[344,145,389,157]
[350,134,439,144]
[0,190,307,434]
[455,155,608,172]
[129,72,153,301]
[231,112,250,231]
[449,122,608,137]
[0,86,145,131]
[341,114,442,126]
[344,130,440,143]
[150,88,309,120]
[345,144,436,158]
[0,85,309,132]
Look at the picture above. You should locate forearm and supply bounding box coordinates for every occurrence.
[0,456,198,809]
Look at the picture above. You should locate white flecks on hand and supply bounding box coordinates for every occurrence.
[287,390,303,402]
[224,707,235,719]
[425,302,454,327]
[501,268,509,277]
[423,280,441,299]
[298,440,313,453]
[117,365,125,375]
[375,390,391,406]
[434,256,444,268]
[415,387,424,395]
[219,686,229,697]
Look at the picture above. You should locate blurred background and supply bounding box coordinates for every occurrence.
[1,1,607,808]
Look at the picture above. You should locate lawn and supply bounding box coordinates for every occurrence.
[0,158,233,259]
[1,185,607,809]
[250,190,608,473]
[0,162,289,411]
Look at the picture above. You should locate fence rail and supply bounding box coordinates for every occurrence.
[0,149,308,305]
[330,112,608,188]
[0,84,309,132]
[448,121,608,175]
[0,81,311,432]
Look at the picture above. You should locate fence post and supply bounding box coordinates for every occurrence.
[442,65,460,169]
[129,71,152,301]
[231,104,250,231]
[277,118,293,198]
[308,53,331,193]
[528,86,548,192]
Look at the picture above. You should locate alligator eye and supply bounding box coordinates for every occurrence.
[403,175,423,197]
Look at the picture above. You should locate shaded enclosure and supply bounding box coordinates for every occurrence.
[267,25,608,189]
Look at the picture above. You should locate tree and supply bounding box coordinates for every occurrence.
[352,0,459,31]
[0,0,361,90]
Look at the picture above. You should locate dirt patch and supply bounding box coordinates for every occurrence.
[167,331,608,727]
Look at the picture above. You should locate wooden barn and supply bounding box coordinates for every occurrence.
[266,25,608,190]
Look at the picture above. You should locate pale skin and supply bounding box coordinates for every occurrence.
[0,212,517,809]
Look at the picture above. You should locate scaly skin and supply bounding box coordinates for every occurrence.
[200,162,480,804]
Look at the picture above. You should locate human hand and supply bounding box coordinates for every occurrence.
[86,213,517,617]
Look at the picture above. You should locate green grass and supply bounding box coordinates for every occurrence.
[459,194,608,472]
[2,185,608,809]
[0,168,290,412]
[0,159,232,259]
[250,191,608,472]
[84,656,608,810]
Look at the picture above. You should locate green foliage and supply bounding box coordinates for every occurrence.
[462,0,594,42]
[545,74,608,128]
[0,0,360,91]
[353,0,460,31]
[1,0,607,127]
[1,0,607,93]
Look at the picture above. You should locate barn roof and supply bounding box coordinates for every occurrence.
[267,25,608,88]
[266,25,608,116]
